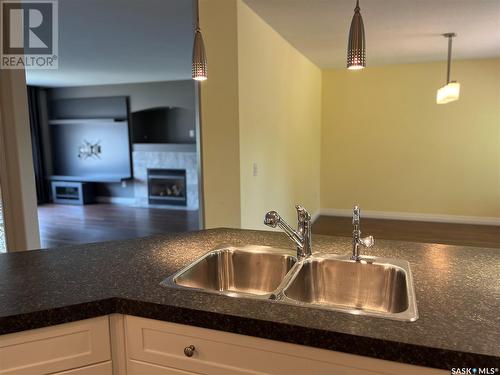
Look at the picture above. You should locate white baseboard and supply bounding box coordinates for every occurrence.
[311,209,321,224]
[319,208,500,226]
[95,196,136,205]
[145,204,199,211]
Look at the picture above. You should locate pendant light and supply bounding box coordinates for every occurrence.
[436,33,460,104]
[192,0,207,81]
[347,0,366,70]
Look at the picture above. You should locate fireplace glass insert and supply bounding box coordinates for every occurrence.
[147,169,187,206]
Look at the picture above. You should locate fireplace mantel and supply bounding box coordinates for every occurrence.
[132,143,196,153]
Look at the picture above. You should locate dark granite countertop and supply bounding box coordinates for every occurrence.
[0,228,499,370]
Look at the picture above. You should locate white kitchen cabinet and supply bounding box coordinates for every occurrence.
[0,316,111,375]
[0,314,448,375]
[124,315,447,375]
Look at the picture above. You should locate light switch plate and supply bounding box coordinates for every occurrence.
[253,162,258,177]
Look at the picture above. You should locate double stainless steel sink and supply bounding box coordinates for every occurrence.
[161,245,418,321]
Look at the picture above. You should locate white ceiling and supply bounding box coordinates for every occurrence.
[26,0,194,87]
[243,0,500,68]
[26,0,500,87]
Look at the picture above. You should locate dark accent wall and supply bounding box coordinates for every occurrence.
[48,80,195,114]
[131,107,194,144]
[95,182,135,198]
[49,97,128,120]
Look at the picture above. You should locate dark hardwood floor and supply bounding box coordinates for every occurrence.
[38,204,199,249]
[37,205,500,250]
[312,216,500,249]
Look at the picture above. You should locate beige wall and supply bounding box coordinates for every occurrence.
[199,0,241,228]
[237,2,322,229]
[321,59,500,218]
[199,0,322,229]
[200,2,499,224]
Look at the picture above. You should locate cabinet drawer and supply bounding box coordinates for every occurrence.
[128,359,201,375]
[125,316,445,375]
[0,317,111,375]
[52,361,112,375]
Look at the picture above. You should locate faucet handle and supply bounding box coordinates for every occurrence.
[295,205,311,223]
[352,205,360,225]
[359,235,374,248]
[264,211,280,228]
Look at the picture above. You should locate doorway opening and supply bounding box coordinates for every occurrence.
[25,0,203,249]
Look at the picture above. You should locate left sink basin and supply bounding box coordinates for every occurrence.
[161,246,298,299]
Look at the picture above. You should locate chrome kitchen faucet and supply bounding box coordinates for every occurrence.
[264,205,312,259]
[351,205,374,261]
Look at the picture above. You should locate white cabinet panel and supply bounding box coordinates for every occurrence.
[128,359,203,375]
[52,361,112,375]
[0,317,111,375]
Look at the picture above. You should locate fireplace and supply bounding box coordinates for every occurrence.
[147,169,187,206]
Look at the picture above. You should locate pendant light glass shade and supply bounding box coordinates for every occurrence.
[192,28,207,81]
[192,0,207,81]
[436,33,459,104]
[436,81,460,104]
[347,0,366,70]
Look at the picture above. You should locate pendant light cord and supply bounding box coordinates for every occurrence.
[443,33,456,84]
[194,0,200,31]
[447,36,452,84]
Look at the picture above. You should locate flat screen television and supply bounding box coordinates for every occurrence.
[48,97,132,182]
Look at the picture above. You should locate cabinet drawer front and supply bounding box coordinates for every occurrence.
[0,317,111,375]
[126,316,445,375]
[128,359,204,375]
[52,361,112,375]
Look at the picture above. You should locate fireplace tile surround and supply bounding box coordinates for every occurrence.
[132,145,198,210]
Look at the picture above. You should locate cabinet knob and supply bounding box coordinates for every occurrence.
[184,345,195,357]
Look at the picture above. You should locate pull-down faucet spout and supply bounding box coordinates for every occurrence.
[264,205,312,259]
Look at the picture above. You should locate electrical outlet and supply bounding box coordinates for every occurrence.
[121,180,127,188]
[189,129,195,138]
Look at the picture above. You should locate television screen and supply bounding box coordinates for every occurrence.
[50,120,132,182]
[48,97,132,182]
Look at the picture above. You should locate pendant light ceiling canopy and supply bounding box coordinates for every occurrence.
[347,0,366,70]
[436,33,460,104]
[192,0,207,81]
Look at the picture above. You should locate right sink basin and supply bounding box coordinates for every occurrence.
[281,256,418,321]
